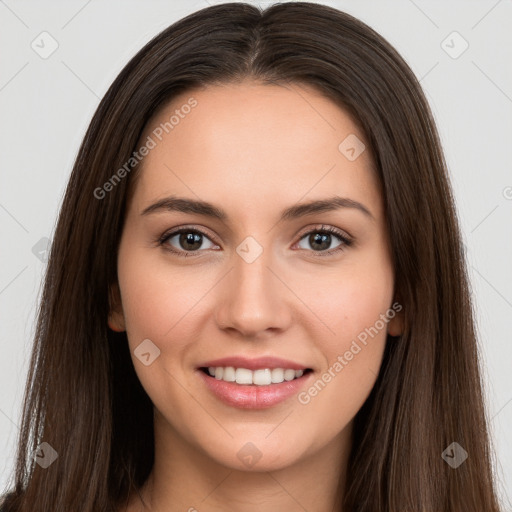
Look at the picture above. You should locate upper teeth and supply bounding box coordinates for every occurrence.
[207,367,304,385]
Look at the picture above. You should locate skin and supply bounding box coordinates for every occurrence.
[110,79,403,512]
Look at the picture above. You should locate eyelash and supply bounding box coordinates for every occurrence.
[157,224,354,258]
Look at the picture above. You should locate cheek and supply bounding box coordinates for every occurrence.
[300,257,394,350]
[116,250,206,405]
[117,248,230,380]
[301,266,392,415]
[117,244,196,350]
[297,257,393,406]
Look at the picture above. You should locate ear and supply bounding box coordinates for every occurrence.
[108,281,126,332]
[387,300,404,337]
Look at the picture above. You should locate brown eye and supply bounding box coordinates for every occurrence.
[160,228,217,256]
[295,226,353,256]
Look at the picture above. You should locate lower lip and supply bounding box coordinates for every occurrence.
[197,369,312,409]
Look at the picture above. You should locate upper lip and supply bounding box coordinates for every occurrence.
[199,356,310,371]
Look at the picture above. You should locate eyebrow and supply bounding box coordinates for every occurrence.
[141,195,374,222]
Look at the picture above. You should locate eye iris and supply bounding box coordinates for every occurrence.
[171,230,339,253]
[180,232,202,250]
[310,232,331,251]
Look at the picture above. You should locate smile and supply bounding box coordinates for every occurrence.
[197,366,313,409]
[202,366,312,385]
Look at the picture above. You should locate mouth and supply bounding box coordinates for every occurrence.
[197,364,314,409]
[199,366,313,385]
[196,356,314,408]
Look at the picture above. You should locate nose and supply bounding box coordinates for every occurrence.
[214,245,292,340]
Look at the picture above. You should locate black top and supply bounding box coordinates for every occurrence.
[0,491,14,511]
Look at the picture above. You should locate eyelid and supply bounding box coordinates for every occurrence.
[158,223,353,257]
[294,223,352,243]
[158,225,219,253]
[292,224,353,257]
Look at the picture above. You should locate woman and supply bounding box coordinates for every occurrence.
[0,2,502,511]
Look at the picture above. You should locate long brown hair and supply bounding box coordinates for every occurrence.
[1,2,503,511]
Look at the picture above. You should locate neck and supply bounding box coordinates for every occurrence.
[135,411,352,512]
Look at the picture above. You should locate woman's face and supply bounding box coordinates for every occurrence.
[111,80,401,471]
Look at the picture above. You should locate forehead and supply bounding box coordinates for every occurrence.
[131,80,382,221]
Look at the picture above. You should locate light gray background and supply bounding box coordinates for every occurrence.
[1,0,511,508]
